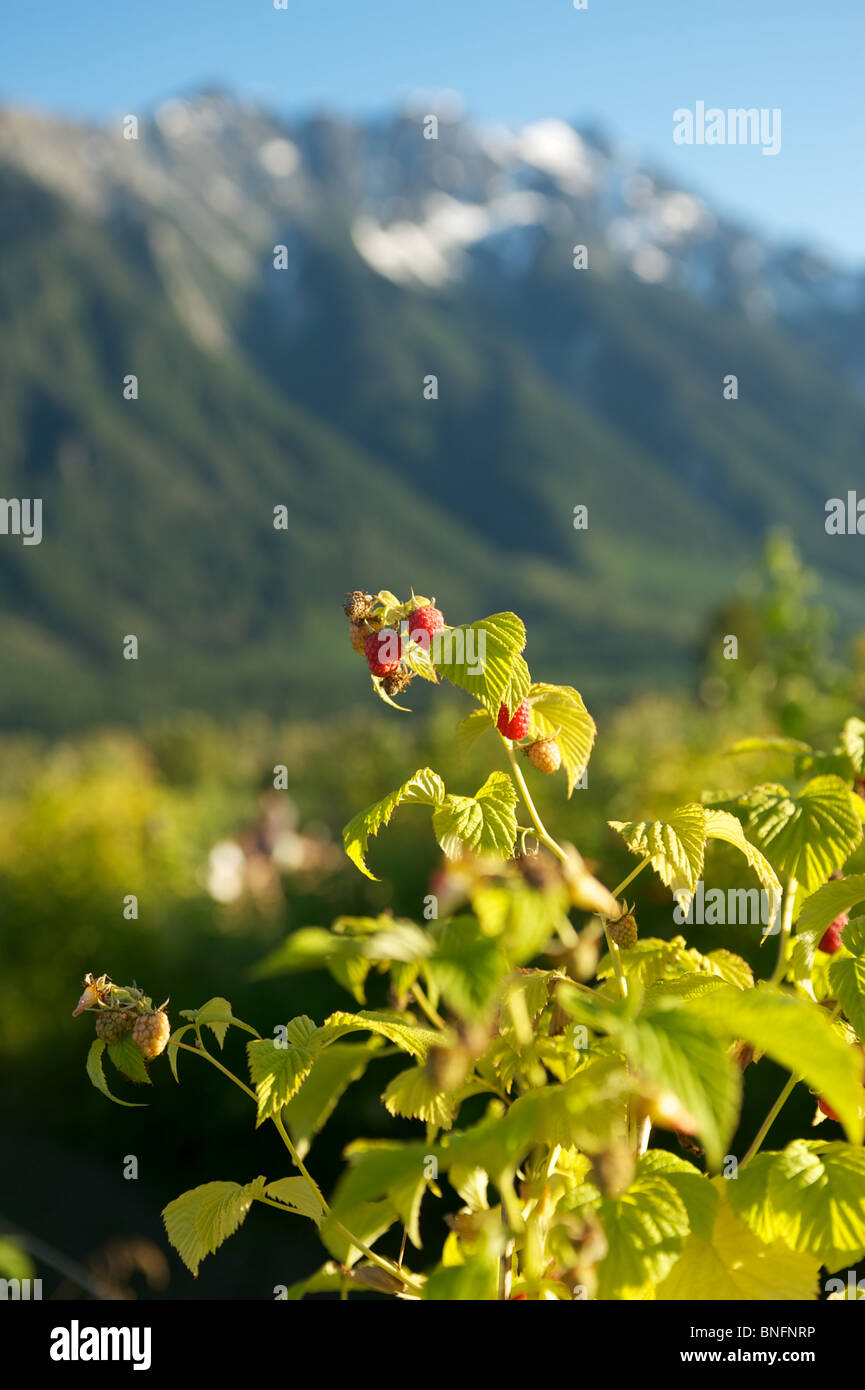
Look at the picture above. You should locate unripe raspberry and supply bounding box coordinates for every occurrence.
[407,605,445,642]
[343,591,375,621]
[527,738,561,774]
[349,619,374,654]
[819,913,848,954]
[496,700,530,740]
[608,907,638,950]
[132,1009,171,1060]
[365,628,402,678]
[382,669,413,697]
[95,1009,133,1043]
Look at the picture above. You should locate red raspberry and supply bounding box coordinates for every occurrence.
[407,605,445,641]
[496,700,530,740]
[819,913,848,954]
[364,628,402,677]
[132,1010,171,1060]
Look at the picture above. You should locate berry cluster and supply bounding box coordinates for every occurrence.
[344,591,447,699]
[344,591,564,774]
[73,972,171,1060]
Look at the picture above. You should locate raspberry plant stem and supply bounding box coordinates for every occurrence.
[768,876,797,986]
[503,740,569,865]
[176,1041,425,1293]
[410,982,447,1030]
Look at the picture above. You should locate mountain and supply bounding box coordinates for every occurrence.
[1,92,863,729]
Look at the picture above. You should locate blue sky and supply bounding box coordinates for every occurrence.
[3,0,862,264]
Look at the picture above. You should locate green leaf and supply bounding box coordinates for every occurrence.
[323,1009,440,1060]
[705,949,755,990]
[794,873,865,966]
[422,1247,500,1300]
[656,1180,819,1300]
[729,1141,865,1273]
[193,997,234,1049]
[382,1065,459,1130]
[737,777,863,894]
[608,804,707,899]
[841,718,865,777]
[692,985,865,1144]
[434,612,529,719]
[427,917,508,1018]
[623,1006,741,1169]
[576,1173,692,1299]
[85,1039,145,1108]
[456,707,493,761]
[332,1141,432,1250]
[107,1032,151,1086]
[167,1023,195,1083]
[342,767,445,880]
[703,809,782,905]
[264,1177,325,1224]
[829,947,865,1047]
[162,1177,266,1277]
[247,1017,322,1126]
[283,1042,382,1159]
[527,683,596,796]
[432,771,517,860]
[637,1151,719,1241]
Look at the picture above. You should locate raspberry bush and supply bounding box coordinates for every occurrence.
[76,591,865,1299]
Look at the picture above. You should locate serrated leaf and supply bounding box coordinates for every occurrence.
[527,682,596,796]
[574,1173,691,1299]
[343,767,445,880]
[456,707,493,761]
[656,1180,819,1300]
[608,805,707,899]
[637,1150,719,1241]
[432,771,517,860]
[107,1032,151,1086]
[434,612,529,719]
[323,1009,440,1060]
[247,1019,322,1126]
[162,1177,266,1277]
[382,1065,459,1129]
[85,1039,145,1108]
[704,949,754,990]
[194,997,233,1049]
[703,809,782,906]
[841,718,865,777]
[729,1141,865,1273]
[264,1176,325,1224]
[693,985,864,1144]
[283,1042,382,1159]
[738,777,863,895]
